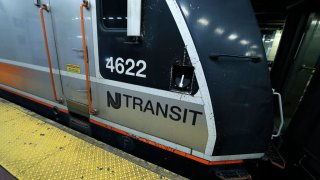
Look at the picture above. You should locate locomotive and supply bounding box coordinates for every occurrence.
[0,0,275,165]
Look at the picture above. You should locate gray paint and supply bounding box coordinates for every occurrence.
[0,62,63,102]
[49,0,96,105]
[94,82,208,151]
[0,0,58,68]
[0,0,63,103]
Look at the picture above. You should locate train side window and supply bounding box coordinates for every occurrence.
[101,0,127,29]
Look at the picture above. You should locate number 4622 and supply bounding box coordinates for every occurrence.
[105,57,147,78]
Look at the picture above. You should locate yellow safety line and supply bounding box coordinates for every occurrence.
[0,98,171,179]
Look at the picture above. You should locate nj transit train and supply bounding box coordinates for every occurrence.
[0,0,275,165]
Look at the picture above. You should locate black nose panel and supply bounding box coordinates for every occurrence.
[177,0,274,155]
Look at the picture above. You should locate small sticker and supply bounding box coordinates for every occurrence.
[66,64,80,74]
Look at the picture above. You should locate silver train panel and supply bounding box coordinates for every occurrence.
[93,82,208,152]
[0,0,58,68]
[0,58,210,152]
[0,0,63,103]
[49,0,95,106]
[0,61,63,103]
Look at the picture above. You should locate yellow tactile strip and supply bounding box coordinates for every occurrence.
[0,98,174,179]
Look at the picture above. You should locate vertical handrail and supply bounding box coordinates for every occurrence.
[40,4,59,102]
[272,89,284,138]
[80,0,95,114]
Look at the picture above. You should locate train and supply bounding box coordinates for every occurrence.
[0,0,276,166]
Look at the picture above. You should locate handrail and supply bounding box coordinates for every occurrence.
[272,89,284,138]
[40,4,59,102]
[80,0,95,114]
[209,54,262,63]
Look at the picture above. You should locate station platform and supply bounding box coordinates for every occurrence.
[0,98,183,179]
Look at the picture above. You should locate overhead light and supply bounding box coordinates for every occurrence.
[311,20,318,25]
[240,40,250,45]
[197,18,209,26]
[250,45,258,49]
[214,27,224,35]
[228,34,238,40]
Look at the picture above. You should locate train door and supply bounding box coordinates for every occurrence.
[281,14,320,124]
[0,0,64,104]
[49,0,95,116]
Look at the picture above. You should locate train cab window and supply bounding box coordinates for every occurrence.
[101,0,127,28]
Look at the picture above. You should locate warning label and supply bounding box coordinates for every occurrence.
[66,64,80,74]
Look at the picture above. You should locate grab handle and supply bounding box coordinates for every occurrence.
[40,4,60,103]
[80,0,96,114]
[272,89,284,138]
[72,48,84,52]
[209,54,261,63]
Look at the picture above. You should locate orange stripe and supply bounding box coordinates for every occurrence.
[0,86,68,114]
[89,119,243,165]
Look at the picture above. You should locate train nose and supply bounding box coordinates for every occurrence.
[176,0,275,155]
